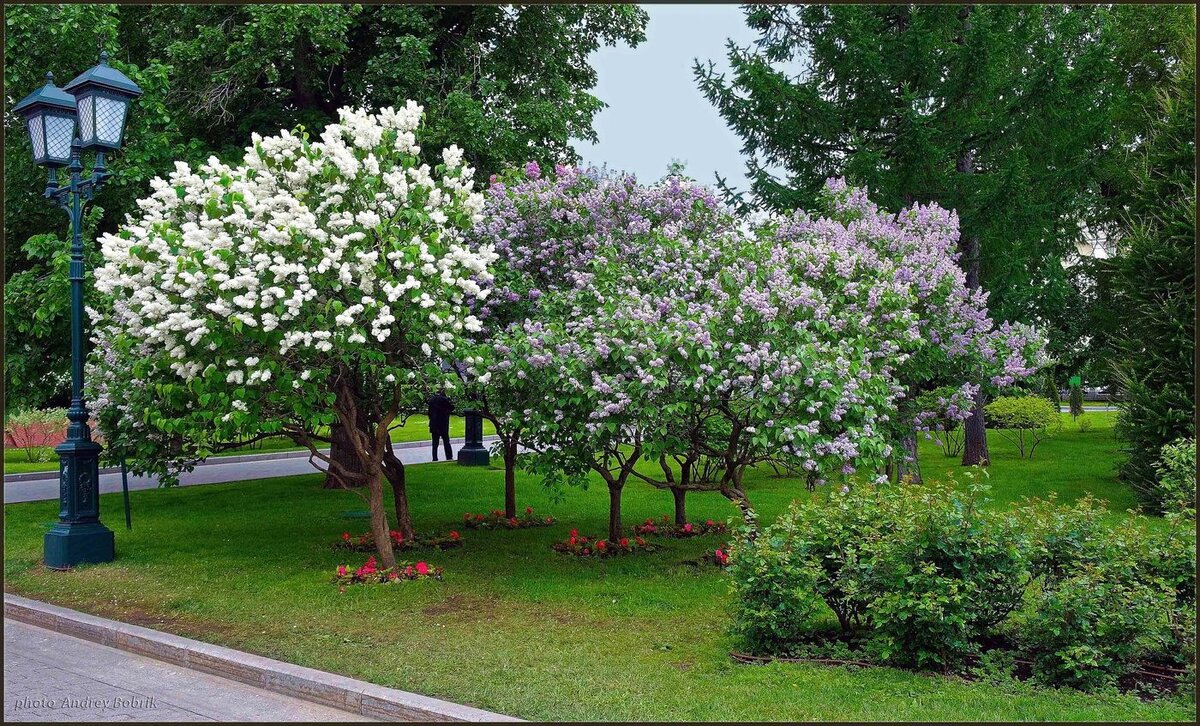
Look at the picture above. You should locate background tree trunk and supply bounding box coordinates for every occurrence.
[324,422,366,489]
[608,484,623,541]
[958,146,991,467]
[503,437,518,518]
[896,431,923,483]
[671,486,687,525]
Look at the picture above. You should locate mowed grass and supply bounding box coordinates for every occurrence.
[2,414,495,475]
[3,412,1193,721]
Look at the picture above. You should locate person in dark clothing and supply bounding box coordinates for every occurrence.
[428,391,454,461]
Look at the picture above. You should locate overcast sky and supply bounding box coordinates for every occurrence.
[573,4,762,193]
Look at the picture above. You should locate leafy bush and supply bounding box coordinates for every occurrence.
[3,407,67,462]
[1076,414,1093,433]
[864,478,1029,670]
[1154,438,1196,514]
[727,514,826,652]
[1015,495,1196,689]
[1014,562,1171,691]
[1042,373,1062,410]
[730,476,1030,670]
[983,396,1059,458]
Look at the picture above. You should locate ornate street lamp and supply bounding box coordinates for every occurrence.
[14,51,142,569]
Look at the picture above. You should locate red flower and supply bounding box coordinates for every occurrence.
[714,549,729,566]
[415,561,430,576]
[568,536,577,546]
[706,519,715,527]
[525,506,533,515]
[475,513,484,521]
[581,548,590,556]
[570,528,579,537]
[388,572,399,581]
[619,537,629,548]
[636,536,645,546]
[661,514,669,523]
[449,530,460,540]
[596,540,608,551]
[342,532,351,542]
[508,517,519,527]
[545,516,553,524]
[683,523,694,533]
[404,565,415,577]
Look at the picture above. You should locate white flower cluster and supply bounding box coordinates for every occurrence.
[92,105,499,394]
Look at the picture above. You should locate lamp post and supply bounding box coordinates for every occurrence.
[14,52,142,569]
[456,410,491,466]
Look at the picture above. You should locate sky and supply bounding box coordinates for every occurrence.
[572,4,763,193]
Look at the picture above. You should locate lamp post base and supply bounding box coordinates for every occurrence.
[44,521,114,570]
[456,447,491,467]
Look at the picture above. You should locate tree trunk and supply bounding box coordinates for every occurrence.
[503,437,518,519]
[957,145,990,467]
[608,484,623,542]
[671,486,687,525]
[896,431,922,483]
[324,422,366,489]
[365,464,397,569]
[382,452,413,541]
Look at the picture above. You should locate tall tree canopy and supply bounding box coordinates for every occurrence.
[3,3,648,413]
[694,3,1190,463]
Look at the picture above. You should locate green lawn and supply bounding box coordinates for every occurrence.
[2,414,495,475]
[3,412,1193,721]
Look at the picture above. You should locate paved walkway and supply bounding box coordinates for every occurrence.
[3,436,501,505]
[3,620,373,722]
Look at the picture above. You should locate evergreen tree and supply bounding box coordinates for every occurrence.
[1108,32,1196,508]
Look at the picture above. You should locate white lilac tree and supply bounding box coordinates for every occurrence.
[87,105,495,568]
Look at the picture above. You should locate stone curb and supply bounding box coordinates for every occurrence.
[3,435,502,484]
[4,594,521,722]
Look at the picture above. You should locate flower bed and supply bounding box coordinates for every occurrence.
[333,556,443,586]
[681,546,732,569]
[462,507,555,530]
[335,530,462,552]
[633,515,728,538]
[552,529,659,558]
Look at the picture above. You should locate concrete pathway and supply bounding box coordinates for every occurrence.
[3,620,373,722]
[3,436,501,505]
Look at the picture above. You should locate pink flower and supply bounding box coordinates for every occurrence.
[404,565,415,577]
[683,523,694,533]
[714,549,729,566]
[705,519,715,527]
[415,561,430,576]
[337,565,347,577]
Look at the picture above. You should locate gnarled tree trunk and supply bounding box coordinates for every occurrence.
[382,449,414,541]
[324,421,366,489]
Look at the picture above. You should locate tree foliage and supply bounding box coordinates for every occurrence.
[3,3,648,413]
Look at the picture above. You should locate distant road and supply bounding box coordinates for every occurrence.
[3,436,501,505]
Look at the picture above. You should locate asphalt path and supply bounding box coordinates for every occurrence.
[3,436,500,505]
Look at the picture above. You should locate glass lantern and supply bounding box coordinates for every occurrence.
[63,51,143,152]
[13,72,78,168]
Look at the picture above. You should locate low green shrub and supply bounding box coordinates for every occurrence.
[1014,562,1171,691]
[1154,438,1196,515]
[727,511,825,652]
[983,396,1059,458]
[864,478,1029,670]
[1076,414,1093,433]
[730,476,1029,670]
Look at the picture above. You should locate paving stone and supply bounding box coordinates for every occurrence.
[3,620,375,722]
